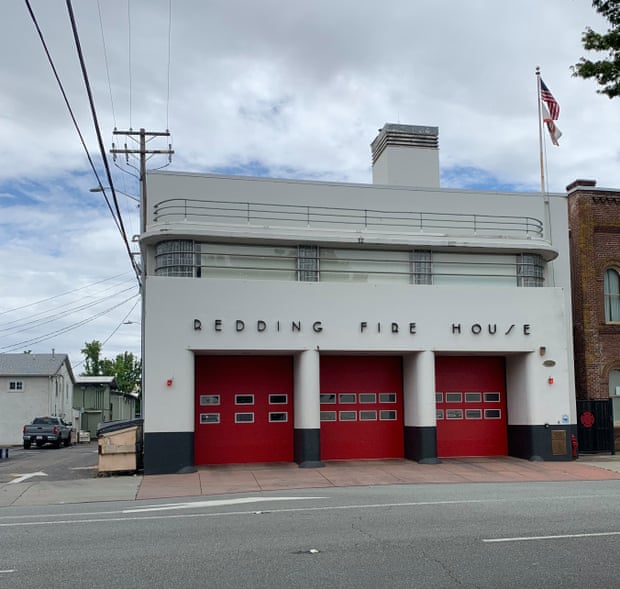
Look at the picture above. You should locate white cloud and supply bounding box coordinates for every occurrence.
[1,0,618,365]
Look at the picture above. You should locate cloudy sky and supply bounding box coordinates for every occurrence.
[0,0,617,370]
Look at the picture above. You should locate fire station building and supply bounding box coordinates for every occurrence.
[141,123,576,474]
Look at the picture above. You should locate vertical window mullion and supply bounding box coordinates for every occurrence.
[412,250,432,285]
[298,245,319,282]
[517,253,544,287]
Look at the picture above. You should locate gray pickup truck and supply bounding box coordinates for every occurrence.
[23,416,73,449]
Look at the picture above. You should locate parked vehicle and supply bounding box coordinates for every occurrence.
[23,416,72,449]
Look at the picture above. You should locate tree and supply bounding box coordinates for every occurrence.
[110,351,142,396]
[81,340,106,376]
[572,0,620,98]
[81,340,141,396]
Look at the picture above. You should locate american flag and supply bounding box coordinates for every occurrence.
[540,79,560,120]
[541,103,562,146]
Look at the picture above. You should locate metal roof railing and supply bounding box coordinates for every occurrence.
[152,198,544,239]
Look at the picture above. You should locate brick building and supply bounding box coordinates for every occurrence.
[568,179,620,447]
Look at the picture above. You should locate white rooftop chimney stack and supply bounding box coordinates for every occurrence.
[371,123,440,188]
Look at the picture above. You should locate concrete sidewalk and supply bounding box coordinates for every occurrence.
[2,455,620,507]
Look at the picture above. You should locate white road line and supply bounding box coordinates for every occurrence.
[0,570,16,574]
[0,498,505,528]
[483,531,620,543]
[1,492,616,522]
[122,496,326,513]
[120,497,505,516]
[8,472,47,484]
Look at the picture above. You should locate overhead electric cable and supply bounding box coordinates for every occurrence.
[96,0,117,128]
[166,0,172,130]
[102,297,141,347]
[0,281,137,330]
[0,295,138,353]
[24,0,138,285]
[0,272,132,317]
[23,0,124,241]
[72,298,141,370]
[65,0,141,285]
[128,0,133,129]
[0,286,138,335]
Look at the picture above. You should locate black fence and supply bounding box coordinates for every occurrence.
[576,399,615,454]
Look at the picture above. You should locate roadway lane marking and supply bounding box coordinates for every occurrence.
[0,498,505,528]
[122,496,326,513]
[483,531,620,543]
[8,472,47,484]
[1,493,617,522]
[0,570,16,574]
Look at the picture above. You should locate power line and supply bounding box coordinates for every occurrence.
[69,297,141,371]
[0,286,138,335]
[0,294,138,353]
[128,0,133,129]
[24,0,140,284]
[166,0,172,130]
[0,272,131,317]
[102,297,141,347]
[65,0,142,285]
[23,0,123,238]
[96,0,117,129]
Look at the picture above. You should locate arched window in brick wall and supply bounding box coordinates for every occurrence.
[604,268,620,322]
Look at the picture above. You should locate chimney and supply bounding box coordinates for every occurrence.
[371,123,440,188]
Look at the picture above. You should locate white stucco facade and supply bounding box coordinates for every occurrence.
[144,279,573,431]
[140,124,576,473]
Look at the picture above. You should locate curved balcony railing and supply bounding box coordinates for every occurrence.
[152,198,544,239]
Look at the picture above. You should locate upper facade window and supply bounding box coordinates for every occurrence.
[153,240,546,287]
[604,268,620,322]
[199,243,297,281]
[298,245,319,282]
[9,380,24,392]
[155,240,194,277]
[517,254,544,287]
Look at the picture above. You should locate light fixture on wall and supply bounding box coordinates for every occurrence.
[539,346,546,356]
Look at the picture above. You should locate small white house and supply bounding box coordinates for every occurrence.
[0,353,75,445]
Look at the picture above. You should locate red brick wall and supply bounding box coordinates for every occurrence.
[568,186,620,400]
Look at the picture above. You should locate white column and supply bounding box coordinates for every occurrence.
[403,351,436,427]
[294,349,320,429]
[505,353,536,425]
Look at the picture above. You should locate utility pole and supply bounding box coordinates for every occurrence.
[110,129,174,418]
[111,128,174,233]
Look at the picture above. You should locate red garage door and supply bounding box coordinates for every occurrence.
[194,356,293,465]
[320,356,403,460]
[435,356,507,457]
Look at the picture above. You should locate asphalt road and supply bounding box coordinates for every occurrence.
[1,480,620,588]
[0,442,98,483]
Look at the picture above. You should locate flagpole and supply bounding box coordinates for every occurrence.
[536,66,545,193]
[537,67,553,282]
